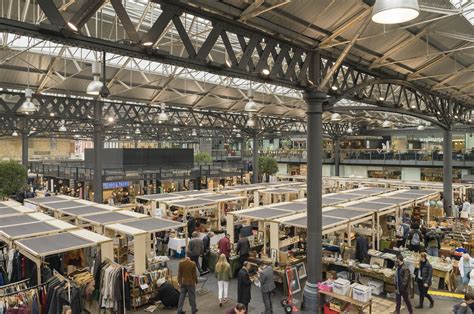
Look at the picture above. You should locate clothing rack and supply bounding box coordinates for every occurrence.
[0,281,45,297]
[105,258,126,314]
[0,278,29,289]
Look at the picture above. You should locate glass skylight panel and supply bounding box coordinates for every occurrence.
[450,0,474,25]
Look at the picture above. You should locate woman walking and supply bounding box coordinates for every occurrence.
[215,253,232,307]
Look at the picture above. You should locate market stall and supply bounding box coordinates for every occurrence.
[13,229,113,286]
[200,193,247,230]
[105,217,186,275]
[136,193,184,217]
[53,203,121,223]
[0,204,35,217]
[258,186,306,205]
[0,212,54,228]
[35,199,96,216]
[76,210,149,234]
[23,195,76,210]
[0,219,77,244]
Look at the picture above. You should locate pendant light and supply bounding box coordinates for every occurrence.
[18,46,37,114]
[331,112,341,122]
[18,88,37,114]
[11,130,18,137]
[87,61,104,95]
[59,120,67,132]
[135,128,141,135]
[191,129,197,136]
[158,103,169,122]
[245,84,258,112]
[417,125,425,131]
[346,123,353,134]
[372,0,420,24]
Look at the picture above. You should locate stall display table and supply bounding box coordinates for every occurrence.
[168,237,187,255]
[319,290,372,314]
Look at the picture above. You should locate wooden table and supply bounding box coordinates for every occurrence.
[318,289,372,314]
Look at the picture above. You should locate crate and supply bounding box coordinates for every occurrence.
[333,278,351,296]
[337,271,349,280]
[368,279,384,295]
[352,284,372,302]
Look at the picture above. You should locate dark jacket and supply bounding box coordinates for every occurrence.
[187,216,196,235]
[178,258,198,286]
[425,230,440,249]
[236,238,250,256]
[203,235,211,254]
[406,229,423,246]
[188,237,203,257]
[415,260,433,286]
[355,235,369,262]
[156,282,179,308]
[395,263,411,294]
[237,268,252,304]
[259,265,276,293]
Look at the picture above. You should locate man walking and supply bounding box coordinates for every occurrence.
[202,231,214,274]
[188,231,204,274]
[177,255,198,314]
[259,263,276,314]
[237,262,252,313]
[236,233,250,267]
[218,233,231,260]
[415,252,434,309]
[395,254,413,314]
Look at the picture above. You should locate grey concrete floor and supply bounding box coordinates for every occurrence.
[132,257,462,314]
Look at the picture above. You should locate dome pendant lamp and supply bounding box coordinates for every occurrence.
[372,0,420,24]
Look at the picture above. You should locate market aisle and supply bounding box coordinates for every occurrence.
[132,258,462,314]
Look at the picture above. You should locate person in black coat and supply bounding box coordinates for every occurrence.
[155,279,179,309]
[201,231,214,273]
[187,215,196,237]
[415,252,434,309]
[237,262,252,313]
[355,235,369,263]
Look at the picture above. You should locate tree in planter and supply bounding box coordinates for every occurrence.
[0,161,27,199]
[258,156,278,182]
[194,152,212,164]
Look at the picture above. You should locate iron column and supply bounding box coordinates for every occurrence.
[334,137,341,177]
[252,134,259,183]
[303,89,325,312]
[93,101,104,203]
[443,128,453,216]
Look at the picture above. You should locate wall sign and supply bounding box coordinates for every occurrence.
[103,181,130,189]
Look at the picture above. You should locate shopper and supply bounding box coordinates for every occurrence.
[202,231,214,274]
[454,302,473,314]
[237,262,252,313]
[236,233,250,267]
[259,263,276,314]
[188,231,203,274]
[187,214,196,237]
[460,254,474,291]
[215,253,232,307]
[155,278,179,309]
[177,255,198,314]
[395,254,413,314]
[406,223,423,252]
[425,227,440,257]
[415,252,434,309]
[226,303,246,314]
[218,233,231,259]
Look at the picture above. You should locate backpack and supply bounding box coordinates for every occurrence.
[411,231,420,246]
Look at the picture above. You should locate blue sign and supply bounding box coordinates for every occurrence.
[103,181,130,189]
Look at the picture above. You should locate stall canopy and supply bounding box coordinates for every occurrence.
[106,217,186,235]
[56,204,119,218]
[165,198,218,210]
[15,229,111,258]
[77,211,148,226]
[0,219,77,241]
[276,213,348,232]
[322,207,373,221]
[39,200,94,211]
[200,194,246,202]
[232,206,298,221]
[171,190,215,197]
[0,205,34,217]
[24,195,75,205]
[0,213,53,228]
[136,193,183,202]
[267,202,307,212]
[0,200,23,208]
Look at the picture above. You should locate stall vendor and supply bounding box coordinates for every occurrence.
[155,278,179,309]
[460,254,474,291]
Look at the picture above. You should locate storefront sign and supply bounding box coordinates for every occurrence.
[102,181,130,189]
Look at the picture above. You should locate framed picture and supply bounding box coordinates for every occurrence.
[271,248,278,263]
[295,262,307,280]
[257,231,264,243]
[285,267,301,294]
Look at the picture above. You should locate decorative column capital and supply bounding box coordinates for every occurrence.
[304,89,327,114]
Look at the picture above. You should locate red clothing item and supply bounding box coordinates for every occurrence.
[218,236,231,258]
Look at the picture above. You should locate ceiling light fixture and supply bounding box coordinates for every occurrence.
[135,128,141,135]
[107,117,114,123]
[158,103,169,122]
[67,22,78,32]
[330,112,341,122]
[378,96,385,101]
[59,120,67,132]
[262,68,270,76]
[382,120,392,128]
[191,129,197,136]
[245,86,258,112]
[331,86,338,91]
[11,130,18,137]
[410,104,416,109]
[87,62,104,95]
[417,125,425,131]
[18,88,36,115]
[372,0,420,24]
[142,41,154,47]
[347,123,353,134]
